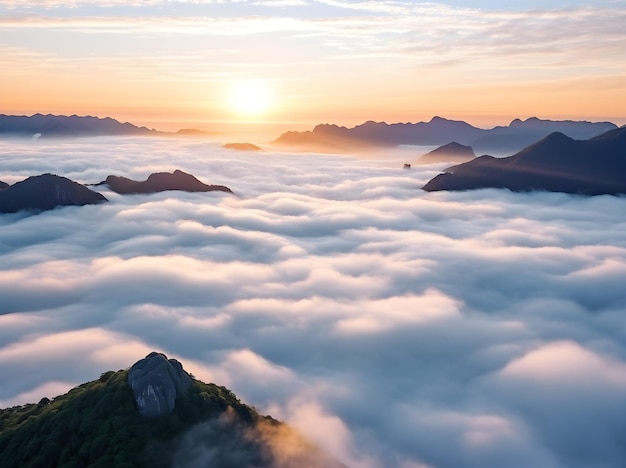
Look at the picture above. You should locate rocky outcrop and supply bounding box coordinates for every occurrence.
[417,142,476,164]
[127,352,193,418]
[97,169,232,195]
[0,173,107,213]
[223,142,263,151]
[422,127,626,196]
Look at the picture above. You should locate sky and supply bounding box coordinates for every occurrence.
[1,0,626,129]
[1,138,626,467]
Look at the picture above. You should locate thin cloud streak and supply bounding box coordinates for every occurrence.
[2,6,625,62]
[2,2,625,122]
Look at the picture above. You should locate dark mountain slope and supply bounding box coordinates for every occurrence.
[0,353,344,468]
[0,174,107,213]
[422,127,626,195]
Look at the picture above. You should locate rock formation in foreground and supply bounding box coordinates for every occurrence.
[417,142,476,164]
[128,352,192,418]
[0,173,108,213]
[223,142,263,151]
[0,352,345,468]
[97,169,232,195]
[422,127,626,196]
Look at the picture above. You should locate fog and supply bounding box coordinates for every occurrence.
[1,136,625,467]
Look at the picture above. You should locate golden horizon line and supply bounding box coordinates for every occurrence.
[2,111,625,132]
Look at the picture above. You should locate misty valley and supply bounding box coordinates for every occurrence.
[1,134,626,467]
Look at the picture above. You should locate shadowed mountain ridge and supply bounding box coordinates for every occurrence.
[422,127,626,195]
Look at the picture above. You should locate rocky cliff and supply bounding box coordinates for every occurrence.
[127,352,192,418]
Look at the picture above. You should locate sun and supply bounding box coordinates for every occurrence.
[227,79,273,118]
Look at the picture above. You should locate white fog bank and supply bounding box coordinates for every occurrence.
[1,137,625,468]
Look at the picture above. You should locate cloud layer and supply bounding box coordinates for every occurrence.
[1,136,626,467]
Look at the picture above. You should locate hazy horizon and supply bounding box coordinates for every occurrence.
[2,113,624,151]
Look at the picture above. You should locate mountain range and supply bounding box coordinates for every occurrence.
[422,127,626,196]
[0,352,343,468]
[0,114,161,138]
[273,116,617,155]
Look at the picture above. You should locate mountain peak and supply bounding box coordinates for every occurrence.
[0,173,107,213]
[522,131,575,152]
[417,141,476,165]
[128,352,192,418]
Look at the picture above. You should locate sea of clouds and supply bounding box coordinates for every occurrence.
[1,136,625,467]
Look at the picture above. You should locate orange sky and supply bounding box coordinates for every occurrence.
[1,1,625,131]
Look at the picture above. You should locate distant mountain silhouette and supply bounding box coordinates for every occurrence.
[417,142,476,164]
[0,174,107,213]
[422,127,626,195]
[97,169,232,195]
[223,142,263,151]
[0,180,8,190]
[175,128,215,136]
[0,352,345,468]
[0,114,162,139]
[273,116,617,154]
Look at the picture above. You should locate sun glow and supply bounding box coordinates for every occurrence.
[227,79,273,118]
